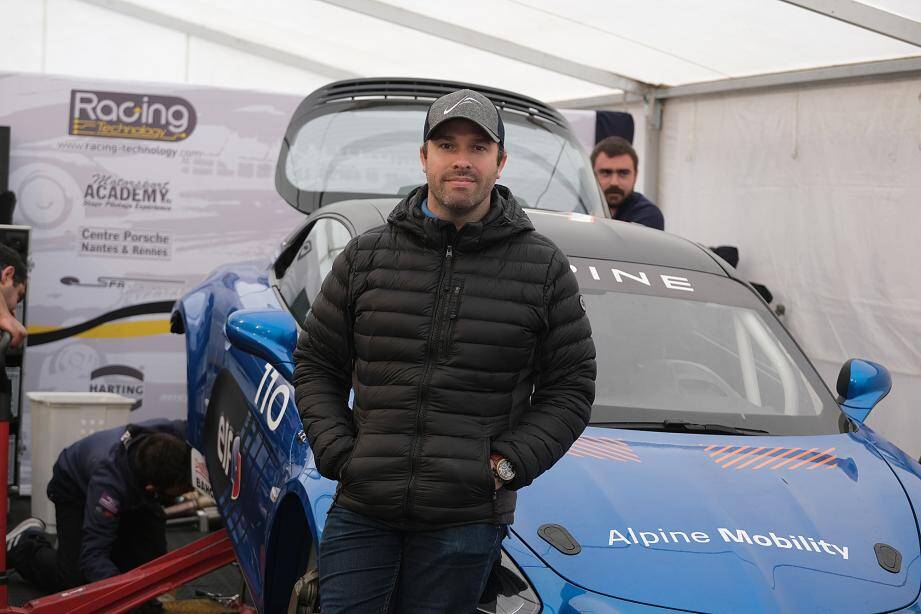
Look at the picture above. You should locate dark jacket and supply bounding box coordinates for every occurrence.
[613,190,664,230]
[47,419,187,582]
[293,185,596,530]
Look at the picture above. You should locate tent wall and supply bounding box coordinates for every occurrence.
[657,76,921,457]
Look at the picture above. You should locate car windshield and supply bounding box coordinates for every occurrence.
[573,258,843,436]
[284,103,605,215]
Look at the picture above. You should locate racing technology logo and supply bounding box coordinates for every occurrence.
[69,90,197,142]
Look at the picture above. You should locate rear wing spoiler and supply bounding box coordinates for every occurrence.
[275,77,569,214]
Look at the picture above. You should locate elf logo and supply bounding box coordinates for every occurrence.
[69,89,197,142]
[216,414,243,501]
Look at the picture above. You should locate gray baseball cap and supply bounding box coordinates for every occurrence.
[423,89,505,146]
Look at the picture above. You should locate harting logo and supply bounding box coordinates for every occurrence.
[69,90,197,142]
[89,365,145,410]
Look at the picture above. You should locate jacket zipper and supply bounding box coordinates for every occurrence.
[402,242,455,518]
[441,284,462,354]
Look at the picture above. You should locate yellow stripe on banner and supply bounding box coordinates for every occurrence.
[26,325,57,334]
[27,319,171,339]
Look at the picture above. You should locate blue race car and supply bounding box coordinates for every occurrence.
[172,79,919,613]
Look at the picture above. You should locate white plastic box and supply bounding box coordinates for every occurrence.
[26,392,134,533]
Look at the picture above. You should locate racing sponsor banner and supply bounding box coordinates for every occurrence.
[0,73,306,491]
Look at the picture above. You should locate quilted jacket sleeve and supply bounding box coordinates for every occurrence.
[491,250,596,491]
[292,244,356,481]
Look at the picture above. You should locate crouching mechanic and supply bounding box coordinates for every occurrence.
[6,419,191,593]
[294,88,597,612]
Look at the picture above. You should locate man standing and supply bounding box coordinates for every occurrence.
[6,420,191,593]
[0,244,28,347]
[591,136,664,230]
[294,88,596,613]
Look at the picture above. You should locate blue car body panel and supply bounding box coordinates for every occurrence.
[174,215,921,613]
[514,427,921,612]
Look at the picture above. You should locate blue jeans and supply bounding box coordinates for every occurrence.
[319,505,505,613]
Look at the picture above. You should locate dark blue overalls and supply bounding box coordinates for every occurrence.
[9,419,186,592]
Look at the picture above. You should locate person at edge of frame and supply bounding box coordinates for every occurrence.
[0,243,28,348]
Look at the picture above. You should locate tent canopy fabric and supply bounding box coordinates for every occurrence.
[2,0,919,102]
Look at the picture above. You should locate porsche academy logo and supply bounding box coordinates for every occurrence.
[69,90,197,142]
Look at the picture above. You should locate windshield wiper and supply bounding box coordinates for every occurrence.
[592,420,770,436]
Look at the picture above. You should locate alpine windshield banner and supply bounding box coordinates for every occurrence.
[0,72,306,491]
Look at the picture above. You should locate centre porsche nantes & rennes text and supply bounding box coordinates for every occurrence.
[609,527,849,559]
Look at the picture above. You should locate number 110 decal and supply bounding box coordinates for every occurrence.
[254,363,291,431]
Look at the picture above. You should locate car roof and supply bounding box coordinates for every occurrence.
[321,198,730,277]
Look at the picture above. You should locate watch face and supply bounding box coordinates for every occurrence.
[496,459,515,481]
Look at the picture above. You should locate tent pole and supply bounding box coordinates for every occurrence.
[642,97,662,206]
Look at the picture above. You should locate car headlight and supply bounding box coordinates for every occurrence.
[476,550,541,614]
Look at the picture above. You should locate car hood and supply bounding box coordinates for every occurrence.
[512,427,921,613]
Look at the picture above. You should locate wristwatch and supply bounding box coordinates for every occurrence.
[490,454,515,482]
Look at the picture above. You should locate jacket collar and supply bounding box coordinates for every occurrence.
[387,184,534,251]
[612,190,649,220]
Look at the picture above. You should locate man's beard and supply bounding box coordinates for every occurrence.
[430,170,492,212]
[604,185,629,207]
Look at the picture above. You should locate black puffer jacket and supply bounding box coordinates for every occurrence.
[293,185,595,529]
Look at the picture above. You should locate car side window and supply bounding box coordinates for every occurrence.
[277,217,352,325]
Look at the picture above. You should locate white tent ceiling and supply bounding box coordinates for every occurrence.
[2,0,920,103]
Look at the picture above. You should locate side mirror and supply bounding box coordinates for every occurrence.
[836,359,891,423]
[225,309,297,377]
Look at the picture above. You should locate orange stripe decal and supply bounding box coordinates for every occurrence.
[715,447,749,464]
[734,447,782,470]
[789,448,836,470]
[753,448,800,470]
[771,448,817,470]
[722,447,764,469]
[703,443,844,474]
[808,453,839,470]
[579,438,640,460]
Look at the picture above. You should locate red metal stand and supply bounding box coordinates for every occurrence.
[6,528,237,613]
[0,420,11,610]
